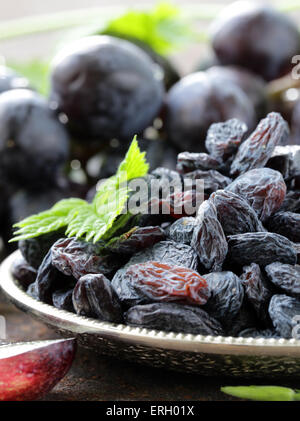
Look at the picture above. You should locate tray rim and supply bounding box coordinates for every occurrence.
[1,250,300,357]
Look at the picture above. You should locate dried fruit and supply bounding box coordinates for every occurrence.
[240,263,272,324]
[269,294,300,338]
[0,338,76,401]
[176,152,221,173]
[230,113,289,177]
[205,118,247,161]
[227,232,297,267]
[184,169,232,193]
[210,189,265,235]
[191,201,228,272]
[52,288,74,312]
[112,261,210,308]
[125,303,223,336]
[51,237,122,280]
[226,168,286,222]
[11,256,37,289]
[203,271,244,322]
[266,211,300,243]
[225,302,258,337]
[72,274,122,323]
[166,217,196,245]
[265,262,300,298]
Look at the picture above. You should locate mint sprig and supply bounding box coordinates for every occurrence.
[221,385,300,401]
[10,137,149,243]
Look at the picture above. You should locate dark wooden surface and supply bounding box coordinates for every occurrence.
[1,293,300,401]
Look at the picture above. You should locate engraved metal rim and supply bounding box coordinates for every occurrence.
[1,250,300,357]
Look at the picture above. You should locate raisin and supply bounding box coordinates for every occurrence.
[266,211,300,242]
[52,288,74,312]
[184,169,232,193]
[72,274,122,323]
[11,256,37,289]
[238,328,281,339]
[34,250,76,304]
[240,263,272,324]
[151,167,182,195]
[166,217,196,245]
[210,189,265,235]
[125,303,223,336]
[51,237,123,280]
[205,118,247,162]
[268,145,300,179]
[279,190,300,212]
[167,189,203,218]
[127,240,199,271]
[106,226,166,255]
[176,152,221,173]
[226,168,286,222]
[203,271,244,323]
[227,232,297,267]
[18,228,66,269]
[265,262,300,298]
[269,294,300,339]
[191,201,228,272]
[112,261,210,308]
[230,112,289,177]
[225,302,258,337]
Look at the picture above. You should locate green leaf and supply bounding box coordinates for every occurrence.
[8,60,50,96]
[221,386,297,401]
[10,138,149,244]
[100,1,196,55]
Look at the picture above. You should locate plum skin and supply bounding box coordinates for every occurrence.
[50,35,165,141]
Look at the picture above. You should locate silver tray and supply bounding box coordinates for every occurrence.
[1,250,300,377]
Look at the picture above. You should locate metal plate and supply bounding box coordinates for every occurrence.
[1,250,300,377]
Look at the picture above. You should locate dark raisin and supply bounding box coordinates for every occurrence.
[11,256,37,289]
[52,288,74,312]
[34,250,76,304]
[112,261,210,308]
[266,211,300,243]
[227,232,297,267]
[279,190,300,212]
[210,189,265,235]
[166,217,196,245]
[230,113,289,177]
[203,271,244,322]
[184,169,232,193]
[106,226,166,255]
[266,145,300,179]
[225,302,258,337]
[265,262,300,298]
[125,303,223,336]
[51,237,123,280]
[191,201,228,272]
[18,228,66,269]
[205,118,247,162]
[226,168,286,222]
[176,152,221,173]
[167,189,203,218]
[269,294,300,339]
[72,274,122,323]
[240,263,272,325]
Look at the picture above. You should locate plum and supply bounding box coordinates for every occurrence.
[0,89,69,186]
[0,339,76,401]
[211,2,300,81]
[165,71,256,152]
[50,36,165,141]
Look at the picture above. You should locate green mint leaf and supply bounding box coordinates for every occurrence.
[221,386,297,401]
[10,198,86,242]
[10,137,149,244]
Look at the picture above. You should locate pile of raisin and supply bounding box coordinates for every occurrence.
[13,112,300,340]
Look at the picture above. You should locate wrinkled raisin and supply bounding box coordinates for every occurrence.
[226,168,286,222]
[203,271,244,322]
[225,302,258,337]
[166,217,196,245]
[52,288,74,312]
[184,169,232,193]
[210,189,265,235]
[11,255,37,289]
[269,294,300,339]
[205,118,247,161]
[125,303,223,336]
[266,211,300,242]
[191,201,228,272]
[176,152,221,173]
[112,261,210,308]
[73,274,122,323]
[265,262,300,298]
[230,112,289,177]
[227,232,297,267]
